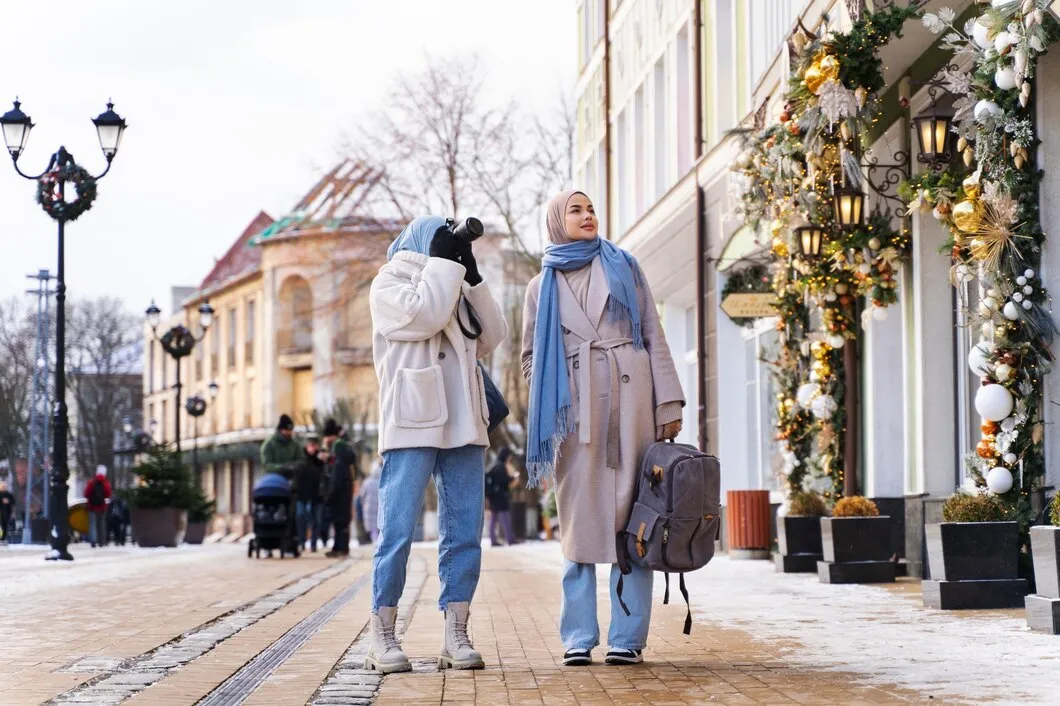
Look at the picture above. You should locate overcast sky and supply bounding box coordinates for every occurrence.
[0,1,576,315]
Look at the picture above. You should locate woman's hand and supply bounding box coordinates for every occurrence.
[657,419,682,441]
[429,226,461,261]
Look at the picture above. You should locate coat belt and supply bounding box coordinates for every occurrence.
[567,337,632,470]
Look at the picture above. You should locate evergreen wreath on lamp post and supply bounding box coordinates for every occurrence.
[36,162,97,223]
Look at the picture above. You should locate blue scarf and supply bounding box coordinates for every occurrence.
[525,237,643,487]
[387,215,447,260]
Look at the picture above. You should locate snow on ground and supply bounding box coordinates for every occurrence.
[507,541,1060,705]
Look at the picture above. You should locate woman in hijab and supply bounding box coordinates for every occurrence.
[366,216,508,674]
[522,191,684,667]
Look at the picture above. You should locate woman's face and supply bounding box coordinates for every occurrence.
[564,193,599,241]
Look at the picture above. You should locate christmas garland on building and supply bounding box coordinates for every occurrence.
[732,3,921,499]
[908,2,1058,530]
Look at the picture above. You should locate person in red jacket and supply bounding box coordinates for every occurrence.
[84,466,112,547]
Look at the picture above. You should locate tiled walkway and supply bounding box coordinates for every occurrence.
[0,542,976,704]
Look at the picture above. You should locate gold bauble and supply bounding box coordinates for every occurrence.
[772,237,789,259]
[804,60,827,95]
[771,220,784,237]
[819,55,840,82]
[952,199,982,233]
[962,174,980,200]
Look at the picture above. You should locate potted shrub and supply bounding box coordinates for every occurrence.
[184,488,216,545]
[818,496,896,584]
[1026,494,1060,632]
[775,491,828,573]
[126,444,195,548]
[922,492,1027,610]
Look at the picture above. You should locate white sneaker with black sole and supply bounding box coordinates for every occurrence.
[604,648,643,665]
[562,648,592,666]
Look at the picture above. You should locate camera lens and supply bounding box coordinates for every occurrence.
[452,217,484,244]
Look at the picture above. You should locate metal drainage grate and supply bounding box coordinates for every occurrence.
[198,572,370,706]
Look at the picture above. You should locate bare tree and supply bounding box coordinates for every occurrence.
[66,298,141,487]
[0,299,35,499]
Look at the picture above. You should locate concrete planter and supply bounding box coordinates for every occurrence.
[774,515,823,573]
[818,517,896,584]
[922,522,1027,610]
[183,521,208,545]
[131,508,187,548]
[1026,525,1060,633]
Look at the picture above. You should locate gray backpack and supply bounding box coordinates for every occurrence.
[616,440,721,634]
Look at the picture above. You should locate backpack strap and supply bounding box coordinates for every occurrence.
[663,572,670,604]
[615,572,631,617]
[679,573,692,635]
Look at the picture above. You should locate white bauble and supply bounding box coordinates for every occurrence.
[1003,301,1021,320]
[858,263,872,275]
[811,394,838,420]
[1023,285,1033,295]
[835,283,849,295]
[986,466,1014,495]
[796,383,819,409]
[995,67,1018,90]
[996,363,1015,381]
[1023,300,1033,310]
[978,301,994,318]
[987,288,999,298]
[800,342,811,357]
[968,342,995,378]
[829,335,846,349]
[975,383,1014,422]
[737,151,753,168]
[868,237,881,250]
[933,205,947,221]
[873,306,889,321]
[1017,276,1028,286]
[975,100,1001,120]
[994,32,1015,53]
[1003,453,1018,465]
[973,20,992,49]
[824,292,838,302]
[1013,292,1024,303]
[981,322,995,338]
[1025,268,1035,278]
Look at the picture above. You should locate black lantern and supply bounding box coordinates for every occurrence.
[832,183,865,229]
[208,380,219,399]
[795,224,826,259]
[914,103,954,166]
[91,101,127,161]
[0,100,33,159]
[145,301,162,329]
[198,300,215,329]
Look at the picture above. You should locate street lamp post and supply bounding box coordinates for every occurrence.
[0,99,127,562]
[146,300,214,460]
[185,394,208,484]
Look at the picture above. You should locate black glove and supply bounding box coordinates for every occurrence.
[429,226,461,261]
[456,243,482,286]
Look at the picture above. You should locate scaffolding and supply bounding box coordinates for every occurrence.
[23,270,54,543]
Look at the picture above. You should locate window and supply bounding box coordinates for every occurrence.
[279,276,313,352]
[654,57,668,199]
[232,461,245,513]
[161,351,168,391]
[214,464,229,513]
[149,341,155,392]
[210,323,219,376]
[676,26,692,176]
[616,108,629,234]
[748,0,802,91]
[160,401,168,443]
[744,323,780,490]
[714,1,737,137]
[634,86,646,219]
[245,299,255,365]
[579,0,605,68]
[244,381,252,427]
[227,307,237,369]
[194,323,204,381]
[227,381,236,431]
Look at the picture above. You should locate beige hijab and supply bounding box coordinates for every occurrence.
[545,189,589,245]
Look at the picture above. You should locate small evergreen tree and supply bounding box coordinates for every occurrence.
[124,444,197,510]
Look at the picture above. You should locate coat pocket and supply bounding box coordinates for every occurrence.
[394,365,448,428]
[475,365,490,426]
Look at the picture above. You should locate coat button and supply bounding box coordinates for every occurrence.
[573,360,579,369]
[621,374,630,383]
[439,352,446,360]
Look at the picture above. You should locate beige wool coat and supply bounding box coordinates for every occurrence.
[521,258,685,564]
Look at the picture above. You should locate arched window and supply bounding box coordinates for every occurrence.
[278,276,313,352]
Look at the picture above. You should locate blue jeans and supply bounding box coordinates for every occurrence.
[560,561,654,651]
[296,501,322,549]
[373,445,485,612]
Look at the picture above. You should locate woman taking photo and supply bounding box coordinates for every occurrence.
[367,215,507,673]
[522,190,684,666]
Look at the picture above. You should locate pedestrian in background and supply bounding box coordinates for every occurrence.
[359,459,381,543]
[85,466,113,548]
[323,419,357,558]
[108,495,130,546]
[522,190,684,667]
[0,481,15,542]
[260,414,303,479]
[485,448,517,547]
[296,434,326,552]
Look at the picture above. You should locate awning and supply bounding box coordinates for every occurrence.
[717,223,770,272]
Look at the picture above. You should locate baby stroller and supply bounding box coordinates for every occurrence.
[248,473,301,559]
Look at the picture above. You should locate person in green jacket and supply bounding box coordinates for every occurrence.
[261,414,304,479]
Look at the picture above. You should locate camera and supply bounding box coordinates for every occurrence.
[447,217,484,244]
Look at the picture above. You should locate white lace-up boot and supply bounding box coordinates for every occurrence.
[438,601,484,669]
[364,606,412,673]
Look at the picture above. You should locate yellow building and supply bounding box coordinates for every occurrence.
[143,162,400,535]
